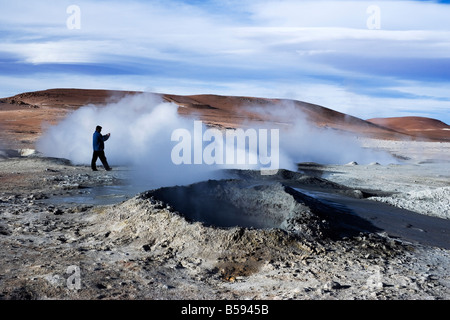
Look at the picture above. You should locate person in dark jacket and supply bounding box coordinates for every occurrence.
[91,125,112,171]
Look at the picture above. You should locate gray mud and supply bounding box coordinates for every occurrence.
[0,155,449,300]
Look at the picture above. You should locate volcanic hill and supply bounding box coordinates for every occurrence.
[1,88,449,149]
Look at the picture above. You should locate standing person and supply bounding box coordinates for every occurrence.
[91,125,112,171]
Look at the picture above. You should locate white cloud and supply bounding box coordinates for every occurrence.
[248,0,450,31]
[3,0,450,65]
[1,0,450,124]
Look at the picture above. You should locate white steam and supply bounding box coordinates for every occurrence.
[37,93,224,188]
[245,101,397,167]
[37,93,396,189]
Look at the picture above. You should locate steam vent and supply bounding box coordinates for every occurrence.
[139,177,380,242]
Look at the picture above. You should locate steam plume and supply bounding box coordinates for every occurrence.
[37,93,395,189]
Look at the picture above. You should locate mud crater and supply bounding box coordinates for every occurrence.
[141,180,326,240]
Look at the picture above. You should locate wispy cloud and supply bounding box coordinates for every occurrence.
[0,0,449,123]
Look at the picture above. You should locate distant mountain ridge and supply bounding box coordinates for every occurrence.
[1,88,449,149]
[367,117,450,141]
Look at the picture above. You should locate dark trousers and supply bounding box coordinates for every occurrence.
[91,150,110,170]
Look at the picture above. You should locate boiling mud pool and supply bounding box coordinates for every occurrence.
[40,176,450,249]
[44,184,147,206]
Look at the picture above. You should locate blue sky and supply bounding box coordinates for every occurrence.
[1,0,450,123]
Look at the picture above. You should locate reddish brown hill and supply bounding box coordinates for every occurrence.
[1,88,448,149]
[367,117,450,142]
[0,89,141,148]
[0,88,140,109]
[163,93,412,139]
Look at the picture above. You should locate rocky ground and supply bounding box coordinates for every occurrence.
[0,144,449,301]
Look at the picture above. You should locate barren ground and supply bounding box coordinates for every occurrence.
[0,140,449,301]
[1,89,449,303]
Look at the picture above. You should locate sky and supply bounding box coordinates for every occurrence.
[1,0,450,123]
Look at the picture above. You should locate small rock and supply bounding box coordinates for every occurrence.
[323,281,343,290]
